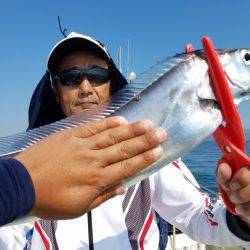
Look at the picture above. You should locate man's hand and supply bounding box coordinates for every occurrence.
[15,116,166,220]
[217,163,250,225]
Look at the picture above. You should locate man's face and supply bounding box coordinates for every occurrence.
[54,50,111,117]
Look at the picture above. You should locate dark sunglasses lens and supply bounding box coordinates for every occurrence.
[88,68,110,84]
[58,70,83,86]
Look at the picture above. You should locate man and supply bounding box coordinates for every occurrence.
[1,32,250,249]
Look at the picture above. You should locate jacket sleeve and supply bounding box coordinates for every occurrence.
[151,160,250,247]
[0,158,35,226]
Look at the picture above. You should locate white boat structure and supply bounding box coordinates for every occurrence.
[167,227,249,250]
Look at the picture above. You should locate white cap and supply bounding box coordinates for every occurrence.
[47,32,111,73]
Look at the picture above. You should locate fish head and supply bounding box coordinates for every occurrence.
[163,49,250,158]
[220,49,250,105]
[197,49,250,107]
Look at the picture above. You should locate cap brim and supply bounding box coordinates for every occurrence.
[48,37,111,73]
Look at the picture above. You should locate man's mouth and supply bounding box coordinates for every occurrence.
[76,102,98,109]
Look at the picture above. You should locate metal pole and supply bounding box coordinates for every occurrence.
[173,226,176,250]
[127,40,130,79]
[118,45,122,73]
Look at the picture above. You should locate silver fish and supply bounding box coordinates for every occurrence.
[1,49,250,188]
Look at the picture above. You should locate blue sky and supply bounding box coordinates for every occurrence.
[1,0,250,136]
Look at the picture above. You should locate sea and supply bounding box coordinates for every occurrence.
[182,137,250,196]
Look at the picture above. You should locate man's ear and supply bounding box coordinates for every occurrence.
[53,84,60,103]
[49,73,60,102]
[50,79,60,103]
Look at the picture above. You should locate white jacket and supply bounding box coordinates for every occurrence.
[0,160,249,250]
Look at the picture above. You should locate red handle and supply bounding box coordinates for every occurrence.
[202,37,245,151]
[201,37,250,215]
[216,138,250,214]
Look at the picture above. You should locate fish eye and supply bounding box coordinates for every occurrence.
[245,53,250,61]
[240,49,250,65]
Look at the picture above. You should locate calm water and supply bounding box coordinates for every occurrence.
[182,139,250,195]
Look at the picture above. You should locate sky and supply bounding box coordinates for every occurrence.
[1,0,250,136]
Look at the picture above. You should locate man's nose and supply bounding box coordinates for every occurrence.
[78,77,93,96]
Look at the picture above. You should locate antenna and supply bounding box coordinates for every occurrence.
[57,16,68,38]
[118,45,122,73]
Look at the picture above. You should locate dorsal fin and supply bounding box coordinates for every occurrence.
[0,54,187,158]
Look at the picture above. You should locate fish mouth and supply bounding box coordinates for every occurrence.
[197,71,249,110]
[199,98,220,111]
[199,91,250,110]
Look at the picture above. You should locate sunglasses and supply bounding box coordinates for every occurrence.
[53,67,110,86]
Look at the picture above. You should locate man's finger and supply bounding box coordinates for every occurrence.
[230,167,250,191]
[102,146,163,187]
[72,116,128,138]
[230,185,250,204]
[217,163,232,183]
[98,128,167,166]
[88,183,126,210]
[88,119,155,149]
